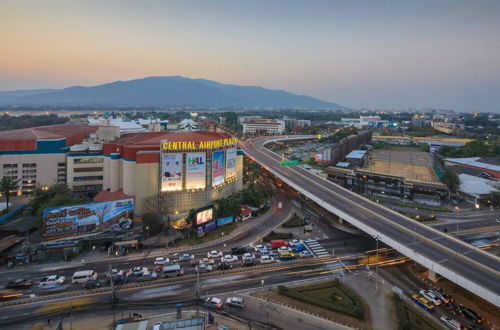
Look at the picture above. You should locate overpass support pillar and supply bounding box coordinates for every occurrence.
[338,217,344,224]
[428,269,438,283]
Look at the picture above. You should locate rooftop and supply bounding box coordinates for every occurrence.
[445,157,500,173]
[346,150,367,159]
[458,174,498,197]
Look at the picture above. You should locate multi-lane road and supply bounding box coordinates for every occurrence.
[241,136,500,306]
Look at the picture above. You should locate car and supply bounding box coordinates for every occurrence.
[294,244,306,252]
[260,255,274,264]
[39,275,65,287]
[195,263,212,273]
[439,316,462,330]
[5,279,33,289]
[299,250,313,258]
[231,246,250,255]
[132,266,148,276]
[270,240,288,249]
[428,289,449,303]
[288,239,303,247]
[419,289,441,306]
[259,249,270,256]
[201,258,215,265]
[253,244,265,251]
[226,297,244,308]
[178,253,195,262]
[82,280,101,289]
[154,257,170,265]
[278,246,292,253]
[223,255,238,263]
[207,250,222,258]
[205,296,223,309]
[137,270,158,281]
[107,269,125,283]
[216,262,232,270]
[242,259,258,267]
[458,306,483,324]
[242,253,255,261]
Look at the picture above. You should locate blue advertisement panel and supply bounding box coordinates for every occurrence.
[216,216,234,227]
[212,150,225,187]
[203,220,217,233]
[42,199,134,241]
[225,148,237,179]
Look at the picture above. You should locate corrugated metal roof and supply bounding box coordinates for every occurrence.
[445,157,500,172]
[346,150,366,159]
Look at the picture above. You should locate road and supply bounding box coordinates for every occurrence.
[241,136,500,306]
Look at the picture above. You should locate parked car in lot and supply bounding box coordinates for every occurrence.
[207,250,222,258]
[205,296,222,309]
[278,246,292,253]
[226,297,244,308]
[39,275,65,287]
[242,253,256,261]
[196,263,212,273]
[288,239,303,247]
[270,240,288,249]
[82,280,101,289]
[260,255,274,264]
[253,244,266,252]
[458,306,483,324]
[419,289,442,306]
[5,279,33,289]
[132,267,148,276]
[299,250,313,258]
[72,270,98,284]
[216,262,232,270]
[178,253,195,262]
[223,255,238,263]
[154,257,170,266]
[231,246,251,255]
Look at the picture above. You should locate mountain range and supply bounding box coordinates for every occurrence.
[0,76,341,108]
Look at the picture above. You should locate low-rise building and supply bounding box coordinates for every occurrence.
[242,120,285,135]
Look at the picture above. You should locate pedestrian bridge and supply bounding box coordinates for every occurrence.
[241,135,500,307]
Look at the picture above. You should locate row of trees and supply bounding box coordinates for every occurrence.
[439,140,499,158]
[0,114,69,131]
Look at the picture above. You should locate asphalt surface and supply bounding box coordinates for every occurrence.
[240,136,500,302]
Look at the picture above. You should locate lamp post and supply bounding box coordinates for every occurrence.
[373,234,381,291]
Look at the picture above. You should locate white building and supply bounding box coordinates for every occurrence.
[242,120,285,135]
[238,116,263,125]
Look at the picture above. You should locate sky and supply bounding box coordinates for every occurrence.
[1,0,499,112]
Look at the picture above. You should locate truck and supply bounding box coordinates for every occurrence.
[279,251,296,261]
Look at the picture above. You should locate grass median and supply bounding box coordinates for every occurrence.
[392,294,439,330]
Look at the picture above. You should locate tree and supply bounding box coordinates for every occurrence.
[443,168,460,192]
[419,143,430,152]
[142,212,163,235]
[0,177,21,213]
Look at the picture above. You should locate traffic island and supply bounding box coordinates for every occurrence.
[254,279,371,329]
[391,294,440,330]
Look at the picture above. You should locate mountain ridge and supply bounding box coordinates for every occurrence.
[0,76,342,108]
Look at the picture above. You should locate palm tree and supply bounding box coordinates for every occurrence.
[0,177,21,213]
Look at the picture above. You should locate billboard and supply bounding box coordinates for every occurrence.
[225,148,237,180]
[212,150,225,187]
[43,199,134,240]
[161,153,183,191]
[216,216,234,227]
[185,152,206,190]
[196,208,213,225]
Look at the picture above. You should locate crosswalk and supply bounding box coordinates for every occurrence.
[304,239,329,257]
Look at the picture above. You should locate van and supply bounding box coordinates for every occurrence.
[270,240,288,249]
[72,270,97,284]
[163,264,183,277]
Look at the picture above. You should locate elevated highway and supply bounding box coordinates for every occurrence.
[240,135,500,307]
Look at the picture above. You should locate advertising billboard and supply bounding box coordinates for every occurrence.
[43,199,134,240]
[161,153,183,191]
[196,208,213,225]
[216,216,234,227]
[185,152,206,190]
[225,148,237,180]
[212,150,225,187]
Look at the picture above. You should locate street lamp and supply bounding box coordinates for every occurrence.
[455,206,460,237]
[373,234,381,291]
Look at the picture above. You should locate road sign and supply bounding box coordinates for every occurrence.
[281,159,299,167]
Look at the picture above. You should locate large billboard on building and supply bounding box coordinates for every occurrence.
[212,150,225,187]
[225,148,237,180]
[185,152,206,190]
[196,208,213,225]
[161,153,183,191]
[42,199,134,241]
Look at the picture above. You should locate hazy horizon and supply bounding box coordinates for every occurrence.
[1,1,499,112]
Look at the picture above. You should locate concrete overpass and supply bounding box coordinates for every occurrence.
[240,135,500,307]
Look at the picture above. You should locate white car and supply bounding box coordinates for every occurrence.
[205,296,222,309]
[137,270,158,281]
[201,258,215,265]
[226,296,245,308]
[260,255,274,264]
[196,263,213,273]
[254,244,265,251]
[288,239,303,247]
[223,255,238,263]
[131,266,148,276]
[178,253,195,262]
[242,253,256,261]
[207,250,222,258]
[299,250,313,258]
[154,257,170,265]
[278,246,292,253]
[429,289,449,303]
[419,289,441,305]
[39,275,65,287]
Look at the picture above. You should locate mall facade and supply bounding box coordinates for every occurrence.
[96,131,243,218]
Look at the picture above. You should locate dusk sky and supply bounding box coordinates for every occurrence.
[1,1,499,111]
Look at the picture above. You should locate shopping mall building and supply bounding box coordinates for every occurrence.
[95,131,243,218]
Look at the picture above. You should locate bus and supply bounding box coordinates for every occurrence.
[411,294,435,312]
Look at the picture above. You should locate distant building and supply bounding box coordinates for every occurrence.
[330,131,372,164]
[177,119,200,131]
[345,150,367,167]
[457,174,499,202]
[444,157,500,180]
[372,135,472,148]
[237,115,263,125]
[242,120,285,135]
[283,118,311,128]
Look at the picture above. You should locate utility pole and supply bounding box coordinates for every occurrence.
[373,234,381,291]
